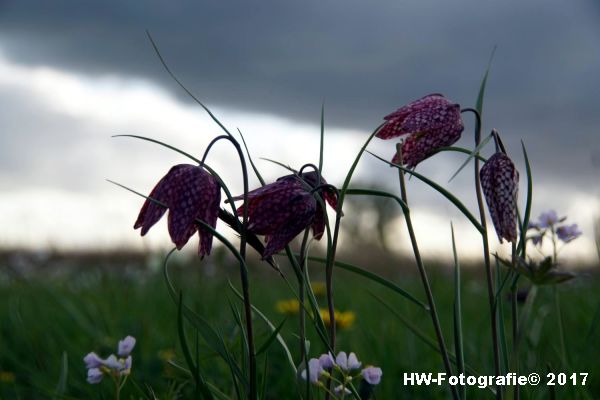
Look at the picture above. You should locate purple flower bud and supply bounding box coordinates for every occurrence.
[556,224,582,243]
[301,358,324,384]
[134,164,221,257]
[103,354,122,370]
[83,352,104,369]
[87,368,104,384]
[480,152,519,243]
[376,94,464,168]
[121,356,133,375]
[318,353,335,370]
[118,336,136,357]
[361,366,383,385]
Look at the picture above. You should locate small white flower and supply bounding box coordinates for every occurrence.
[334,385,351,395]
[336,351,362,371]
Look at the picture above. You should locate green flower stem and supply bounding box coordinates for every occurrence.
[463,107,502,398]
[323,125,382,400]
[395,143,458,400]
[299,229,311,399]
[510,243,520,400]
[551,227,568,367]
[202,134,257,399]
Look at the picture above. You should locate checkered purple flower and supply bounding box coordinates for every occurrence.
[232,172,337,258]
[376,94,464,168]
[134,164,221,257]
[480,152,519,243]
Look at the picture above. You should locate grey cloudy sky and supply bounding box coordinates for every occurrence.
[0,0,598,261]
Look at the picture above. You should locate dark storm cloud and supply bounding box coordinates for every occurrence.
[0,0,599,184]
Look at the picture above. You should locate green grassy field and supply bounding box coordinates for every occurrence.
[1,250,598,399]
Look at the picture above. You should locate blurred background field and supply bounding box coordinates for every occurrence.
[1,248,598,399]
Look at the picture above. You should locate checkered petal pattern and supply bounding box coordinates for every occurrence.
[376,94,464,168]
[480,153,519,243]
[134,164,221,257]
[233,172,337,258]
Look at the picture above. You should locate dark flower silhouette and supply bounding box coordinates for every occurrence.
[232,171,337,258]
[376,94,464,168]
[480,152,519,243]
[134,164,221,257]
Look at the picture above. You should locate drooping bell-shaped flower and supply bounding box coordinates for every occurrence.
[376,94,464,168]
[480,152,519,243]
[232,171,337,258]
[134,164,221,257]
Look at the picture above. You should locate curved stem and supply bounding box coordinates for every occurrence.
[203,134,257,400]
[395,143,458,400]
[463,107,502,398]
[298,229,311,399]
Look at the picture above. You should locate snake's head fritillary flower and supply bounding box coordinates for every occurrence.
[361,366,383,385]
[301,358,324,384]
[480,152,519,243]
[134,164,221,257]
[556,224,582,243]
[118,336,136,357]
[233,172,337,258]
[376,94,464,168]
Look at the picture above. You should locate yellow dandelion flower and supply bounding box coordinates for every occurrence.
[276,299,300,315]
[311,281,326,296]
[0,371,16,384]
[158,349,176,362]
[319,309,356,330]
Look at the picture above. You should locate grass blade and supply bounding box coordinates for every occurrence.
[495,259,509,375]
[517,141,533,257]
[319,102,325,173]
[256,319,287,356]
[177,292,214,400]
[54,351,68,397]
[228,282,297,374]
[368,151,484,234]
[432,146,488,162]
[450,224,465,400]
[476,46,497,115]
[306,255,428,311]
[447,132,493,183]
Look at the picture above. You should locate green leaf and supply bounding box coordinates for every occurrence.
[432,146,488,162]
[227,283,297,374]
[517,141,533,257]
[177,292,214,400]
[368,151,485,234]
[306,254,428,311]
[476,46,497,116]
[256,319,287,356]
[54,351,68,397]
[319,102,325,173]
[447,132,494,183]
[495,259,509,375]
[450,224,465,400]
[146,31,233,138]
[237,128,266,186]
[163,249,248,391]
